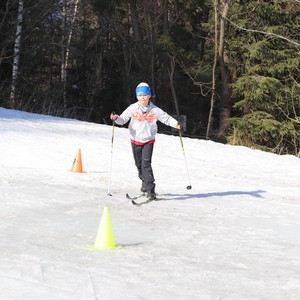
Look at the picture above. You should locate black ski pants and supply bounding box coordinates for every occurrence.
[131,142,155,194]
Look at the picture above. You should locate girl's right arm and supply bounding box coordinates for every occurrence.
[112,104,135,125]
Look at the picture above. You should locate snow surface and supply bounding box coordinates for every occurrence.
[0,107,300,300]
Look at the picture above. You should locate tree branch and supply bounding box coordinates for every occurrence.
[225,17,300,48]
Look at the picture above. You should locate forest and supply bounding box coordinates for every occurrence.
[1,0,299,156]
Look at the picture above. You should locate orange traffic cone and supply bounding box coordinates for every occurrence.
[70,148,83,172]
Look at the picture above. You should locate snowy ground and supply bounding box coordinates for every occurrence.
[0,107,299,300]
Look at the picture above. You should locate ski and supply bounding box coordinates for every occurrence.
[126,193,145,200]
[126,193,159,206]
[132,198,156,206]
[126,193,148,206]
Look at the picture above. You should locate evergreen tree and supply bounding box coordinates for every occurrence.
[227,1,300,155]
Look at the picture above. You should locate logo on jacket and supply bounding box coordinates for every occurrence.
[133,111,156,123]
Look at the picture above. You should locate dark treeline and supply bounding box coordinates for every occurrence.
[1,0,299,156]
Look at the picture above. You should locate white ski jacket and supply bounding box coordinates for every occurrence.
[115,101,178,143]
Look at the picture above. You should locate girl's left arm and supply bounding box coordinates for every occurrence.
[156,108,179,128]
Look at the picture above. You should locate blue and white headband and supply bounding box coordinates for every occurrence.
[136,82,151,96]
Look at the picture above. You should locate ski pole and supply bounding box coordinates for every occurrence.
[179,129,192,190]
[107,119,115,196]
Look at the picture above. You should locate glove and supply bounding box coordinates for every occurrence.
[110,112,118,121]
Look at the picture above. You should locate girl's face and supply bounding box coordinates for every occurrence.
[137,94,151,107]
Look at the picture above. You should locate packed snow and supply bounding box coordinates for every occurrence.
[0,107,299,300]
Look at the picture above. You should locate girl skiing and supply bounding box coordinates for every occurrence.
[110,82,180,200]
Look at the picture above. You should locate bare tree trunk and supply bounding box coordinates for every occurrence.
[161,0,170,111]
[129,0,143,51]
[10,0,24,108]
[218,0,232,136]
[122,44,132,106]
[143,1,156,102]
[206,0,218,139]
[0,1,10,75]
[61,0,79,111]
[168,55,180,118]
[162,0,169,34]
[0,0,10,36]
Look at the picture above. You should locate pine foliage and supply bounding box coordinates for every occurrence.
[227,1,300,156]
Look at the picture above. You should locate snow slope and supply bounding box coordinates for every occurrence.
[0,107,299,300]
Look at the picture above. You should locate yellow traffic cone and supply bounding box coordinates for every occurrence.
[89,207,120,250]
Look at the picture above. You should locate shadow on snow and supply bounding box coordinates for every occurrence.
[160,190,266,201]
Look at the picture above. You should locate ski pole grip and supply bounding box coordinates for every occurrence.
[111,111,117,123]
